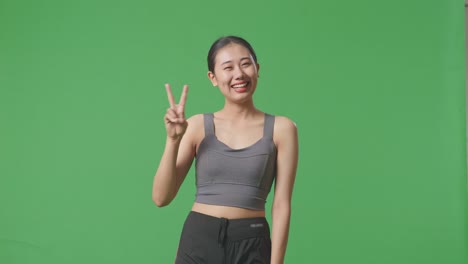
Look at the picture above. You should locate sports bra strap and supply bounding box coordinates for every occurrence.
[203,113,215,136]
[263,114,275,138]
[204,113,275,137]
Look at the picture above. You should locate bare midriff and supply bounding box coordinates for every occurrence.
[191,202,265,219]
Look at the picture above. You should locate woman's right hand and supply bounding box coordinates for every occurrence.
[164,84,189,141]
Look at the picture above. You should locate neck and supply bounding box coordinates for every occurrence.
[218,99,259,120]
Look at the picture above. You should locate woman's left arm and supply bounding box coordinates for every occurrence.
[271,116,299,264]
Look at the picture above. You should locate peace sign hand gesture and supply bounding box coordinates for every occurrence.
[164,84,189,141]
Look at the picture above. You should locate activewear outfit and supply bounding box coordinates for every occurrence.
[175,113,277,264]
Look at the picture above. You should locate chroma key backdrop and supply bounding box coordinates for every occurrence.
[1,0,467,263]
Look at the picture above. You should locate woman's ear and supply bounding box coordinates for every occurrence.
[207,71,218,87]
[256,63,260,77]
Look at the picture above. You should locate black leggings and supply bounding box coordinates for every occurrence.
[175,211,271,264]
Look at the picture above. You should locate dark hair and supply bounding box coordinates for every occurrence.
[207,36,258,73]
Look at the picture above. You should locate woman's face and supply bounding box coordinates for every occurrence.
[208,43,260,103]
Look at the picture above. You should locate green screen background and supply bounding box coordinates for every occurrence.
[1,0,467,263]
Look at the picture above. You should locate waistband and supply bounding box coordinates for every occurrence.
[185,211,270,248]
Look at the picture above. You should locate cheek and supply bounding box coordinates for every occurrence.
[249,67,258,76]
[219,74,232,84]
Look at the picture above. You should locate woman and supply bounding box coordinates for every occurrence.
[153,36,298,264]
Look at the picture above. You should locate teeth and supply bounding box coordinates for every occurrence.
[232,83,248,88]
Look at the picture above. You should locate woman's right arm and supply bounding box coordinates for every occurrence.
[152,84,196,207]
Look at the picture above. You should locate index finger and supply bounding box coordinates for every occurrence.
[178,85,189,106]
[165,84,176,108]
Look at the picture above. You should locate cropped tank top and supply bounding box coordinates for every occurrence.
[195,113,277,210]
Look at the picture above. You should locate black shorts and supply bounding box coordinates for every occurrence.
[175,211,271,264]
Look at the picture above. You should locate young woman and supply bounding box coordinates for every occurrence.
[153,36,298,264]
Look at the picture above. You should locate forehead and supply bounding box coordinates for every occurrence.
[214,43,253,64]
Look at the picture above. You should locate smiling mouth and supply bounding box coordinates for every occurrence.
[231,82,249,89]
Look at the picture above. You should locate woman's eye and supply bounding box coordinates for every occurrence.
[242,63,251,67]
[224,67,232,70]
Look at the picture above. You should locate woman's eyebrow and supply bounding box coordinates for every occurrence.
[221,57,252,65]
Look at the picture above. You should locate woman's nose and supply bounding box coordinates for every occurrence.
[233,66,245,79]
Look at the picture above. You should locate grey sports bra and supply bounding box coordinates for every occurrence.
[195,113,277,210]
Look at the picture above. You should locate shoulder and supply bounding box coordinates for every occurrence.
[185,114,205,135]
[187,113,204,126]
[184,114,205,146]
[273,116,297,134]
[272,116,298,146]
